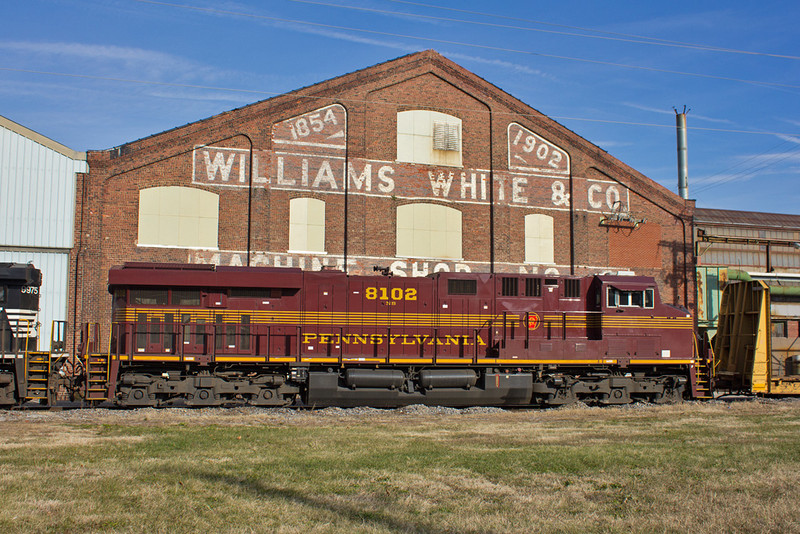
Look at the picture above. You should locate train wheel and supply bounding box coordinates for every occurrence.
[119,386,158,407]
[600,386,631,405]
[0,372,16,406]
[655,380,687,404]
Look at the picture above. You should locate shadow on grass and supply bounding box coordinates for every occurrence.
[175,466,481,534]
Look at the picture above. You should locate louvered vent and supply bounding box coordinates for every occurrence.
[433,121,460,151]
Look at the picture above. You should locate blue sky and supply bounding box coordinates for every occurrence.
[3,0,799,213]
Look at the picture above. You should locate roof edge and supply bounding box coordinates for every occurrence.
[695,207,800,227]
[89,50,435,156]
[0,114,86,161]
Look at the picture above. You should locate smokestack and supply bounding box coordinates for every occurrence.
[675,106,689,200]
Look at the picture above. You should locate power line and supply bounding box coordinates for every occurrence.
[133,0,800,90]
[292,0,800,61]
[693,144,800,194]
[693,137,795,190]
[386,0,800,59]
[0,67,283,94]
[3,65,800,139]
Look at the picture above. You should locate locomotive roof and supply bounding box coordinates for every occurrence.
[594,274,657,286]
[0,263,41,285]
[106,263,659,291]
[108,262,303,289]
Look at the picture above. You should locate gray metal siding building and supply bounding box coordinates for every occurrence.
[1,115,87,348]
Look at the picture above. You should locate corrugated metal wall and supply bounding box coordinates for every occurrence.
[1,118,87,350]
[697,226,800,271]
[0,123,86,248]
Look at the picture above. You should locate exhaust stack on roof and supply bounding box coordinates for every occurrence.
[675,107,689,200]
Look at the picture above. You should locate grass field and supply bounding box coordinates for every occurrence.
[0,400,798,533]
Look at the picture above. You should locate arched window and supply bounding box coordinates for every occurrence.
[396,203,462,259]
[289,197,326,253]
[397,110,462,167]
[138,186,218,248]
[525,214,554,264]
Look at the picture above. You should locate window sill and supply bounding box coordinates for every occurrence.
[395,255,464,261]
[395,159,464,169]
[137,243,219,250]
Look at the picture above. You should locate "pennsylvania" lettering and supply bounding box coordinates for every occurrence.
[301,333,487,346]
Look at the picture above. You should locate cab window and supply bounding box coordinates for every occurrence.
[130,289,168,305]
[172,290,201,306]
[607,287,654,309]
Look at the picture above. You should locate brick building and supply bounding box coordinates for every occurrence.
[71,50,695,343]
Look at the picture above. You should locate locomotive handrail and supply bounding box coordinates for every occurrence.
[525,312,530,349]
[110,316,506,365]
[22,318,31,364]
[176,321,183,359]
[487,319,493,355]
[296,326,302,360]
[1,316,39,355]
[0,308,10,357]
[502,312,507,349]
[113,319,265,360]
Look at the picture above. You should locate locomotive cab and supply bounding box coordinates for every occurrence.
[0,263,42,354]
[593,274,694,366]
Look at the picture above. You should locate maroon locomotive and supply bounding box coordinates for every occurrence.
[101,262,704,408]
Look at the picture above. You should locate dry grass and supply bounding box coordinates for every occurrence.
[0,400,798,533]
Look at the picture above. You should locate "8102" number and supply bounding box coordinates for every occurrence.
[365,287,417,301]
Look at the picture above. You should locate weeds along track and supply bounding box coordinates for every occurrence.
[1,398,797,427]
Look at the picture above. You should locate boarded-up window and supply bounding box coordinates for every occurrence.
[289,197,326,253]
[397,110,462,167]
[138,186,219,248]
[397,203,462,259]
[525,214,554,264]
